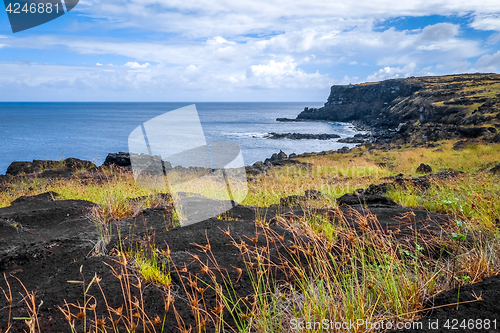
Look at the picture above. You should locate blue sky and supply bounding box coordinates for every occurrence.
[1,0,500,101]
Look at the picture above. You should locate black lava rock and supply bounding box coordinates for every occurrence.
[337,193,397,206]
[416,163,432,173]
[103,152,132,167]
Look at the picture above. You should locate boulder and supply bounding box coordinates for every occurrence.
[337,147,350,154]
[252,161,265,172]
[6,161,34,175]
[277,150,287,160]
[103,152,132,167]
[416,163,432,173]
[337,193,397,206]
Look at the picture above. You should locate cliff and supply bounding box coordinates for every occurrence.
[296,74,500,138]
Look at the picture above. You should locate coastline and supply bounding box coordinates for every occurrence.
[2,75,500,332]
[0,102,361,175]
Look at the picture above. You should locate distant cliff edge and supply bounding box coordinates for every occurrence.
[291,73,500,142]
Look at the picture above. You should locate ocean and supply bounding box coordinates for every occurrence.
[0,102,362,174]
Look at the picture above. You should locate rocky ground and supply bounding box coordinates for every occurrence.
[0,154,499,332]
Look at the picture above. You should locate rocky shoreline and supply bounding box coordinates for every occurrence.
[278,74,500,145]
[264,132,340,140]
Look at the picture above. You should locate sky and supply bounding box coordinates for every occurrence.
[1,0,500,102]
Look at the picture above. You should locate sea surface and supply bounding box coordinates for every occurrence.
[0,102,363,174]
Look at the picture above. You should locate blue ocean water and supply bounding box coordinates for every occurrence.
[0,102,362,174]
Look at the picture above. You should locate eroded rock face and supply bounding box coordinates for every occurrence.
[103,152,132,167]
[295,74,500,143]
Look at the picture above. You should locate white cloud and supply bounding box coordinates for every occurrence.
[476,51,500,70]
[2,0,500,100]
[366,63,417,81]
[248,59,297,77]
[487,33,500,43]
[0,57,333,101]
[471,14,500,31]
[416,23,459,43]
[206,36,235,46]
[77,0,500,39]
[124,61,151,69]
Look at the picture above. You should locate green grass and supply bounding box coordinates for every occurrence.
[131,245,172,287]
[2,139,500,332]
[387,171,500,230]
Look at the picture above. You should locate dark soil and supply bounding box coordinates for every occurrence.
[1,189,499,332]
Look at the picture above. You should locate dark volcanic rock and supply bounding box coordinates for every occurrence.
[416,163,432,173]
[297,79,422,124]
[490,163,500,174]
[276,117,300,122]
[490,133,500,143]
[277,150,288,160]
[5,161,31,175]
[279,190,324,206]
[338,133,371,144]
[265,132,341,140]
[247,152,311,177]
[103,152,132,167]
[6,158,95,176]
[453,140,468,150]
[337,193,397,206]
[337,137,369,144]
[279,195,306,206]
[387,275,500,333]
[458,126,496,138]
[0,191,306,332]
[291,74,500,144]
[356,171,463,196]
[0,187,471,332]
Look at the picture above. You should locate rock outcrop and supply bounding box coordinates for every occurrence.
[6,158,95,176]
[294,73,500,143]
[416,163,432,173]
[265,132,340,140]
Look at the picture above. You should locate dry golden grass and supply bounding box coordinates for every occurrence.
[2,139,500,332]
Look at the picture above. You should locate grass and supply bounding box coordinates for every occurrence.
[130,244,172,287]
[387,171,500,229]
[1,139,500,332]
